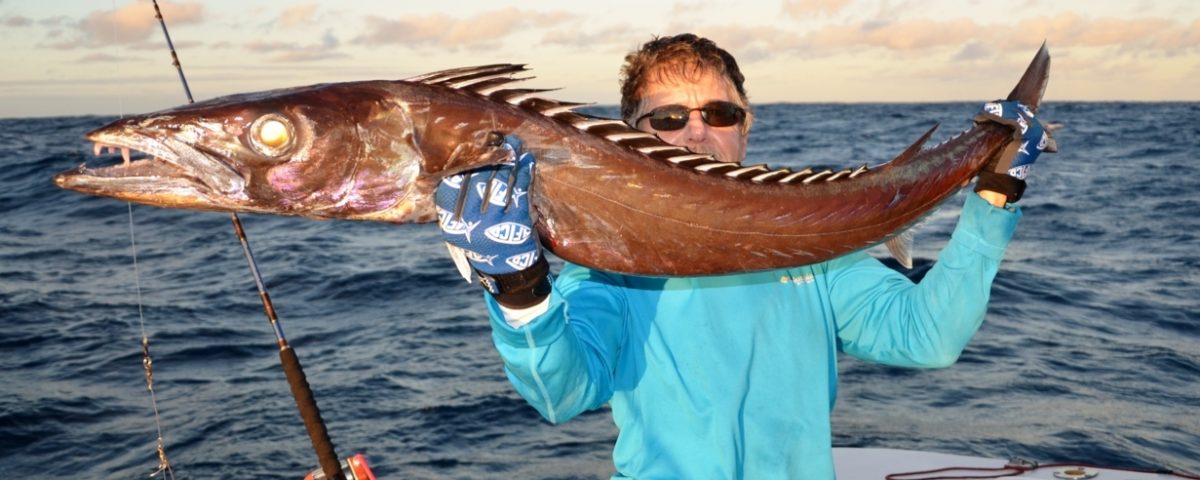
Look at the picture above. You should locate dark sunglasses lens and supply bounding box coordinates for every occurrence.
[648,106,690,131]
[643,102,745,131]
[701,102,745,127]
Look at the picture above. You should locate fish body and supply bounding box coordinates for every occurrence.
[55,46,1051,276]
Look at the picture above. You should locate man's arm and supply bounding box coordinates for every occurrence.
[827,100,1048,365]
[482,264,627,424]
[827,191,1021,367]
[434,136,623,424]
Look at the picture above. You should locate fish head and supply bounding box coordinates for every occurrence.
[56,81,438,223]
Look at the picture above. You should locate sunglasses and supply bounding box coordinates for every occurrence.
[635,101,747,131]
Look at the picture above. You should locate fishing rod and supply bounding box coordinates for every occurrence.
[148,2,371,479]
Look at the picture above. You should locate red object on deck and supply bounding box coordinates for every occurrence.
[303,453,376,480]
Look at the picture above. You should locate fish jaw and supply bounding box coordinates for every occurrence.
[56,120,251,212]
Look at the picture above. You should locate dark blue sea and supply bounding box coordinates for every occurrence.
[1,102,1197,479]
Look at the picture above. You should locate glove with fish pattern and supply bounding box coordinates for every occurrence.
[435,135,550,308]
[974,100,1051,203]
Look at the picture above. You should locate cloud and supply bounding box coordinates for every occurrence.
[66,0,204,48]
[3,15,32,27]
[800,18,981,52]
[77,53,146,63]
[1034,14,1200,51]
[794,15,1200,55]
[951,41,995,62]
[268,50,348,63]
[244,30,346,62]
[1185,19,1200,46]
[1079,17,1175,46]
[646,13,1199,67]
[542,25,638,51]
[353,7,572,50]
[279,3,319,29]
[662,23,808,60]
[39,16,71,27]
[41,39,86,50]
[669,2,711,17]
[782,0,852,18]
[126,39,204,51]
[245,40,302,53]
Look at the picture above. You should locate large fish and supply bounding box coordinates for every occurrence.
[55,45,1051,276]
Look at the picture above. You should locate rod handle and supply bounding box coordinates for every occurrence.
[281,346,344,480]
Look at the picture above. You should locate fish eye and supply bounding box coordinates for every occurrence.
[249,114,294,157]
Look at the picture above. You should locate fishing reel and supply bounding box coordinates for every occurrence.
[303,453,376,480]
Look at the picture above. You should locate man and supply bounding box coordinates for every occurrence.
[436,34,1042,479]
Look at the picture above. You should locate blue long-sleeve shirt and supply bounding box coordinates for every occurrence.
[482,193,1021,479]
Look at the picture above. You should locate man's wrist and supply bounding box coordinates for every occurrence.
[976,189,1008,208]
[974,171,1025,204]
[476,255,552,308]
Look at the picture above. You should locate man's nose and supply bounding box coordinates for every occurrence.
[683,110,707,140]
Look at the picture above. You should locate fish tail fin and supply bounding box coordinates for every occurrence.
[1006,42,1051,113]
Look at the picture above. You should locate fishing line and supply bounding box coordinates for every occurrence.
[127,204,174,480]
[148,2,347,478]
[108,0,174,477]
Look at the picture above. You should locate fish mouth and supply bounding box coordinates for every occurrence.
[55,126,248,209]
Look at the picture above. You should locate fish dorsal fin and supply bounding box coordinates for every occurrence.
[418,64,873,185]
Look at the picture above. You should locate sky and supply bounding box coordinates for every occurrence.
[0,0,1197,118]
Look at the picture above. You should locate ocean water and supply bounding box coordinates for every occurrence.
[0,102,1197,479]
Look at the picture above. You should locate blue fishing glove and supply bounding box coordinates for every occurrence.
[436,135,550,307]
[974,100,1053,202]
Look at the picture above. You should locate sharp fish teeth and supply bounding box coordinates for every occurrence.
[90,142,139,164]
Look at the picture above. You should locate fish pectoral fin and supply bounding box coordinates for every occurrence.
[441,130,514,176]
[885,230,915,270]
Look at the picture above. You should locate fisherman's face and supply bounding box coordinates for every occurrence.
[633,67,750,163]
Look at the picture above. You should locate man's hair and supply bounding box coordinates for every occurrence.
[619,33,749,124]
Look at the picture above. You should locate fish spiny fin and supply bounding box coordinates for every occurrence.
[825,168,853,182]
[803,170,834,184]
[409,64,527,84]
[882,123,939,167]
[541,102,592,116]
[461,75,533,95]
[488,88,560,105]
[751,169,791,183]
[725,164,771,179]
[639,145,688,154]
[666,153,712,164]
[413,64,881,186]
[694,162,739,173]
[571,119,627,130]
[780,168,815,184]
